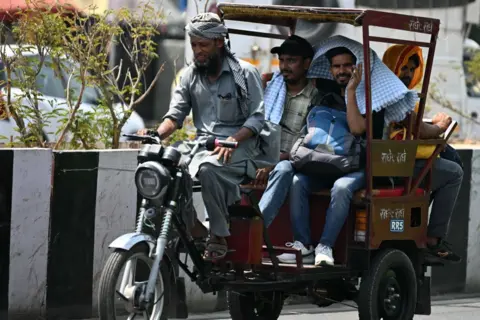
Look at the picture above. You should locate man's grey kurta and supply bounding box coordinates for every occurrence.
[163,58,265,237]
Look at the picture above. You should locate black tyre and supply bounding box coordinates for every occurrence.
[358,249,417,320]
[227,290,284,320]
[98,244,170,320]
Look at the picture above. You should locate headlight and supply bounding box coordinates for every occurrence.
[135,162,171,199]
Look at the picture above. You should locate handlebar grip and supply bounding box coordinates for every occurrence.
[218,140,238,149]
[205,136,238,151]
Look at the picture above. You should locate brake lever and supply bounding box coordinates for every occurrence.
[122,134,161,144]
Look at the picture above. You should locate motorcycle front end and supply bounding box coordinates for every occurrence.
[97,133,182,320]
[97,133,239,320]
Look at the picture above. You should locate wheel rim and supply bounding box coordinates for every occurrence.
[378,269,407,319]
[115,252,165,320]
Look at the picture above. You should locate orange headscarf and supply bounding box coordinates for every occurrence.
[383,45,423,128]
[383,45,424,114]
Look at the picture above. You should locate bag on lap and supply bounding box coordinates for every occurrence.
[289,105,365,178]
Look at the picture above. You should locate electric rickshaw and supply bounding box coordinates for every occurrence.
[97,3,457,320]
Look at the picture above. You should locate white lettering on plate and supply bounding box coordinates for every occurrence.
[379,208,405,220]
[390,219,405,233]
[381,149,407,163]
[409,18,433,33]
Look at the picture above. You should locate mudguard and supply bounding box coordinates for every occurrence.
[109,233,176,277]
[109,232,157,256]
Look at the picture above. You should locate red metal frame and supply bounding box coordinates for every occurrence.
[219,3,443,253]
[360,11,440,249]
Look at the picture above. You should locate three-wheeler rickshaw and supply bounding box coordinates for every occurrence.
[97,3,458,320]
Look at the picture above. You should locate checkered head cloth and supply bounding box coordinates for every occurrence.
[185,13,249,117]
[307,35,418,124]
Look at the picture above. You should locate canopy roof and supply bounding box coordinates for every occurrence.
[218,3,365,27]
[217,3,440,35]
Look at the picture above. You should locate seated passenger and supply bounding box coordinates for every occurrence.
[259,47,386,265]
[382,44,463,168]
[254,35,317,185]
[383,45,463,262]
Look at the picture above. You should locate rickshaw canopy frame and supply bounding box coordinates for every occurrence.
[217,2,444,251]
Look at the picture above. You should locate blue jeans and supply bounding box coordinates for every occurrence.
[259,160,365,247]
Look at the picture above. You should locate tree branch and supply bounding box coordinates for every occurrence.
[132,61,165,107]
[54,70,87,149]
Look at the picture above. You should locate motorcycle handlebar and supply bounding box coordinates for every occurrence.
[124,132,239,167]
[123,133,238,151]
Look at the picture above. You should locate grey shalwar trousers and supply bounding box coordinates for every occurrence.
[178,136,261,237]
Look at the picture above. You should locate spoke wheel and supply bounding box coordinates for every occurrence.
[98,244,170,320]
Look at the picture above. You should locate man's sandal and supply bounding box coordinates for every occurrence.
[425,239,462,264]
[203,240,228,261]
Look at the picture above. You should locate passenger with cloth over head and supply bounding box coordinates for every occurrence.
[139,13,265,261]
[382,44,463,168]
[254,35,317,185]
[259,35,418,266]
[383,44,463,263]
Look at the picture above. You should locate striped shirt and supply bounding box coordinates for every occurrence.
[279,81,317,153]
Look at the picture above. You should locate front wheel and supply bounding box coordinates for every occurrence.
[358,249,417,320]
[227,290,284,320]
[98,244,170,320]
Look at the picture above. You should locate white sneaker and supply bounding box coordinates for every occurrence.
[277,241,314,264]
[315,243,334,266]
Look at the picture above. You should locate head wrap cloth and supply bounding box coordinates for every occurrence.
[382,45,424,114]
[185,13,249,114]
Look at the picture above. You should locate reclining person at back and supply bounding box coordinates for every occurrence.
[383,44,463,262]
[259,46,386,266]
[254,35,317,185]
[383,44,463,168]
[139,13,265,261]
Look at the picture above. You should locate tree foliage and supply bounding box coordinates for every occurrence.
[0,0,165,149]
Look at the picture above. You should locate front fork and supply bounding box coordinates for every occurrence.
[143,170,183,305]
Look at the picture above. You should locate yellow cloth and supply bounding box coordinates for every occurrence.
[383,45,435,159]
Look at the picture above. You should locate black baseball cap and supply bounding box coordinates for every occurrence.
[270,35,314,59]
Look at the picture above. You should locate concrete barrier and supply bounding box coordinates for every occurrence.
[0,149,52,320]
[0,147,479,319]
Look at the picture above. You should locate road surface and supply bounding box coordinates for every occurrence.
[84,296,480,319]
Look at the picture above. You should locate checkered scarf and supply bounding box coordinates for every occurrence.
[308,35,418,124]
[186,13,249,117]
[263,71,286,125]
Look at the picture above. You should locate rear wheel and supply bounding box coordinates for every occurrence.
[227,290,284,320]
[358,249,417,320]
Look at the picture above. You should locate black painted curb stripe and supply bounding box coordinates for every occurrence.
[0,150,14,317]
[46,151,99,319]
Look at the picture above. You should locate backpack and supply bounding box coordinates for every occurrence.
[289,105,365,179]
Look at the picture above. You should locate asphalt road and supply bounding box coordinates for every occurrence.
[83,296,480,320]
